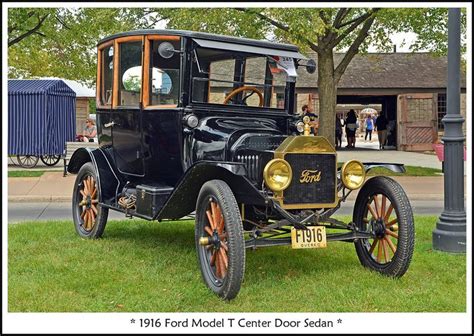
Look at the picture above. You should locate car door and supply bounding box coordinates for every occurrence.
[110,37,145,176]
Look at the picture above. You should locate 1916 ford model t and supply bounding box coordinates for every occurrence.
[68,29,414,300]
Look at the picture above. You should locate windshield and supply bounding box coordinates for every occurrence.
[191,47,295,109]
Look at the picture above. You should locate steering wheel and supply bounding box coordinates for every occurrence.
[223,86,264,107]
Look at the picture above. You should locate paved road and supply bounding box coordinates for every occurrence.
[7,200,446,224]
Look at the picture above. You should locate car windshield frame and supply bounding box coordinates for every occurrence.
[190,43,299,112]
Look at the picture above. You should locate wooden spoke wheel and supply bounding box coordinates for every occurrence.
[195,180,245,300]
[353,176,414,277]
[16,155,39,168]
[40,154,61,166]
[72,162,108,238]
[202,200,229,280]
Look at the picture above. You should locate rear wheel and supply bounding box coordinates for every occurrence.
[353,176,414,277]
[16,155,39,168]
[195,180,245,300]
[40,154,61,166]
[72,162,108,238]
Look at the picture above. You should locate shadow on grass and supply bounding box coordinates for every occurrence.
[100,219,359,282]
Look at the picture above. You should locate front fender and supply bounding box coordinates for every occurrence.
[157,161,267,220]
[362,162,406,174]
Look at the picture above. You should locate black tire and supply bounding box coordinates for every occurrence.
[72,162,108,238]
[16,155,39,168]
[353,176,414,277]
[195,180,245,300]
[40,154,61,166]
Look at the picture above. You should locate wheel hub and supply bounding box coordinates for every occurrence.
[212,230,221,249]
[85,195,91,209]
[374,219,386,238]
[199,230,221,249]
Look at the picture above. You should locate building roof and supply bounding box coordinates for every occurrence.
[296,52,466,89]
[8,79,76,96]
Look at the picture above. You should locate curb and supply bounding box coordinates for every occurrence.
[8,196,72,203]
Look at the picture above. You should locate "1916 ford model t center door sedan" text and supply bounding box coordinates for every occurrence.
[68,29,414,300]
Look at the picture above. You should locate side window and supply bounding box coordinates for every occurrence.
[149,40,180,106]
[118,41,143,107]
[100,45,114,105]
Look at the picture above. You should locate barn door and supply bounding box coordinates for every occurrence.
[398,94,437,151]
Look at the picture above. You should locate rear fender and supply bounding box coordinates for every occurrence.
[68,147,124,204]
[157,161,267,220]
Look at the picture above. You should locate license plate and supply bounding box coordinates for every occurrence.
[291,226,327,249]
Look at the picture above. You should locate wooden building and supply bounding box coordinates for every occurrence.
[296,52,467,151]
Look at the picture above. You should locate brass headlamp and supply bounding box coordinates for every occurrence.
[341,160,366,190]
[263,158,293,192]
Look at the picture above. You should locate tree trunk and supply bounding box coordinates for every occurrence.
[317,50,337,146]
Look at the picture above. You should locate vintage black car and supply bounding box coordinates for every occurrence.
[68,30,414,300]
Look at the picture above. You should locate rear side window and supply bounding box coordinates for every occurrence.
[99,45,114,106]
[118,41,143,107]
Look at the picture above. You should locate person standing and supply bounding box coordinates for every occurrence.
[344,109,357,148]
[335,114,343,149]
[375,111,388,149]
[365,115,374,142]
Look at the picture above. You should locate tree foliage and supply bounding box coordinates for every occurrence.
[7,8,146,84]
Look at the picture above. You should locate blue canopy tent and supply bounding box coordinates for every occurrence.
[8,80,76,165]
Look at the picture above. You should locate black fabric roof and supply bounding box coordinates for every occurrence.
[98,29,299,52]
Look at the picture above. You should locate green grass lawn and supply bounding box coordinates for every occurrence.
[8,216,465,312]
[366,165,443,176]
[8,170,46,178]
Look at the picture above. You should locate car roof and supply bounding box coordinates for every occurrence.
[97,29,300,53]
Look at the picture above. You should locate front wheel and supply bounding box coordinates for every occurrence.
[195,180,245,300]
[72,162,109,238]
[353,176,414,277]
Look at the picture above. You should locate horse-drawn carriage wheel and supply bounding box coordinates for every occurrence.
[72,162,109,238]
[195,180,245,300]
[353,176,415,278]
[40,154,61,166]
[16,155,39,168]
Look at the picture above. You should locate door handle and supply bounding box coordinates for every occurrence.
[104,121,116,128]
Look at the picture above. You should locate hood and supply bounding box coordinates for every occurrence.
[190,116,285,163]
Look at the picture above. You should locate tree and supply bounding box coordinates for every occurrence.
[7,8,147,84]
[149,7,466,144]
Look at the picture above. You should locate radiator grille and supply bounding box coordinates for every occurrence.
[283,153,336,205]
[236,154,262,183]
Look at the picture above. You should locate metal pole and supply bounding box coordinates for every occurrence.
[433,8,466,252]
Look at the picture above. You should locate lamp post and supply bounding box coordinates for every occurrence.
[432,8,466,252]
